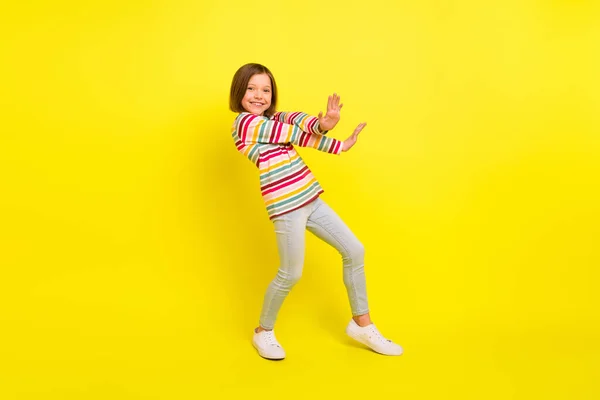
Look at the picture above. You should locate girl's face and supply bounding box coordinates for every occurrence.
[242,73,272,116]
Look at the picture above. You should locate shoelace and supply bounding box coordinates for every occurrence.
[263,331,281,347]
[367,325,392,343]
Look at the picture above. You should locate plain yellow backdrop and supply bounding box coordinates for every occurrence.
[1,0,599,398]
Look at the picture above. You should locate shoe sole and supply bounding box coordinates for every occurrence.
[345,326,403,356]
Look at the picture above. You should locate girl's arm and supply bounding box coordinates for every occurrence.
[272,111,328,135]
[235,113,342,155]
[272,94,343,134]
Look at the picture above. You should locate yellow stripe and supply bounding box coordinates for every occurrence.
[242,143,254,157]
[299,114,308,130]
[250,120,261,143]
[313,136,327,149]
[264,176,317,206]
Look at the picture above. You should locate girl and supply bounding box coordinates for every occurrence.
[229,63,403,360]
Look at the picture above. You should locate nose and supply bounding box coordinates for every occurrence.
[253,91,263,99]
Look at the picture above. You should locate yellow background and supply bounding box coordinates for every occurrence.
[1,0,599,398]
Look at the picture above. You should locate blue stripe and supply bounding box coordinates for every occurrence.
[258,119,269,142]
[248,145,259,163]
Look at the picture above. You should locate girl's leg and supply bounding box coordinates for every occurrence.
[257,207,309,331]
[305,198,370,321]
[306,198,403,356]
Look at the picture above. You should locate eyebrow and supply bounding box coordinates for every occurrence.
[248,84,271,88]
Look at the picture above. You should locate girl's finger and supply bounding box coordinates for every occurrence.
[354,124,365,135]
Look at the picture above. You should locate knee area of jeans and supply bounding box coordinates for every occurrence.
[343,241,365,263]
[275,270,303,286]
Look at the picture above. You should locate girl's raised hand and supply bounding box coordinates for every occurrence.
[318,93,343,131]
[342,122,366,152]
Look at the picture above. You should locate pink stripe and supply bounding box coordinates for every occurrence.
[261,147,285,157]
[308,117,316,133]
[260,149,287,163]
[274,121,283,143]
[261,166,309,190]
[239,114,255,142]
[333,140,341,154]
[289,112,299,124]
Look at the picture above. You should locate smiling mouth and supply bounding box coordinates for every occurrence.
[251,102,264,106]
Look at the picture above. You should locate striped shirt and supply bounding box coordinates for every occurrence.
[231,111,343,219]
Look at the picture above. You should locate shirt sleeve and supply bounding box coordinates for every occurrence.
[272,111,329,135]
[235,113,342,155]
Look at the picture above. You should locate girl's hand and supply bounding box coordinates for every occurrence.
[318,93,343,131]
[342,122,366,152]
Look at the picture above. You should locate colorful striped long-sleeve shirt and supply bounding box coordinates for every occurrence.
[231,111,343,220]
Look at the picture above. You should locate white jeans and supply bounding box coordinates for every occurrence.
[259,197,369,330]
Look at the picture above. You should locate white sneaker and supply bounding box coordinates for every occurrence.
[345,319,403,356]
[252,329,286,360]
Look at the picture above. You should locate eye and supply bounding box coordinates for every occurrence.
[264,89,270,93]
[247,87,254,91]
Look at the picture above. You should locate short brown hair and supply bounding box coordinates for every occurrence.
[229,63,278,117]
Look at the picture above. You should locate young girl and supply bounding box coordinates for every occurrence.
[229,63,403,360]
